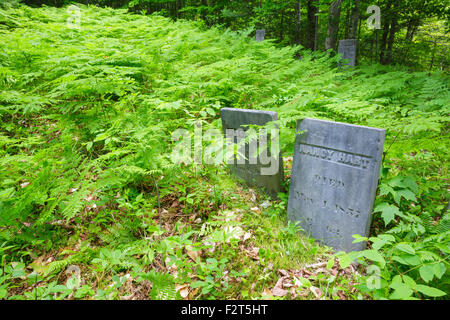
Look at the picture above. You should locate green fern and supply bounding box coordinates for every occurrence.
[139,271,177,300]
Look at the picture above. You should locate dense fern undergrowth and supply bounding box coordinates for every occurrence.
[0,4,448,300]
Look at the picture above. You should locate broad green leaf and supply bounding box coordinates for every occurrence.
[392,254,421,266]
[415,284,446,297]
[371,238,388,251]
[395,243,416,255]
[0,288,7,299]
[388,177,406,189]
[326,258,334,270]
[205,107,216,116]
[338,254,351,269]
[352,234,368,243]
[396,189,417,202]
[190,281,204,288]
[9,263,26,278]
[419,264,435,283]
[94,132,109,142]
[377,234,396,242]
[402,275,417,289]
[295,277,311,288]
[374,203,400,226]
[389,283,413,300]
[362,250,385,267]
[433,263,446,279]
[379,184,395,197]
[391,275,403,286]
[402,177,419,193]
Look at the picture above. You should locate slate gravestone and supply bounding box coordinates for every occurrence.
[287,118,385,252]
[220,108,284,199]
[338,39,358,67]
[256,29,266,42]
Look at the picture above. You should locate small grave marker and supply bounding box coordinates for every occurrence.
[338,39,358,67]
[256,29,266,42]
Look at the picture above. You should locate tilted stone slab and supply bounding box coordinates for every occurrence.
[287,118,385,252]
[220,108,284,199]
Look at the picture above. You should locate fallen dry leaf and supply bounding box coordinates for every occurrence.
[309,286,322,299]
[278,269,289,277]
[185,245,201,262]
[262,288,273,299]
[20,182,30,188]
[261,201,271,209]
[165,257,178,278]
[250,191,257,203]
[175,284,190,299]
[180,287,189,299]
[337,290,347,300]
[306,262,327,268]
[272,276,290,297]
[190,287,200,299]
[68,188,78,194]
[272,286,289,297]
[224,225,244,243]
[242,232,252,242]
[290,287,298,299]
[244,246,260,260]
[84,193,96,202]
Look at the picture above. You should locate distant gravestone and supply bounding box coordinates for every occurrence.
[221,108,284,199]
[256,29,266,42]
[287,118,385,252]
[338,39,358,67]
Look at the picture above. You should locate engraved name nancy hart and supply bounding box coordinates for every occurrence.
[298,143,372,169]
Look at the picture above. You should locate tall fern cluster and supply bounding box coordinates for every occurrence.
[0,2,448,238]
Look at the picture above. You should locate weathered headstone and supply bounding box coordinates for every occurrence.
[220,108,284,199]
[256,29,266,42]
[338,39,358,67]
[287,118,385,252]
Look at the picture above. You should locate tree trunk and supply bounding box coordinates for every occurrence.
[348,0,360,39]
[430,40,438,71]
[314,0,320,51]
[383,1,399,65]
[405,19,420,42]
[295,0,302,45]
[306,0,318,50]
[325,0,343,50]
[380,1,393,64]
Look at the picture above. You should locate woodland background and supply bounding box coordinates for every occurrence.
[21,0,450,71]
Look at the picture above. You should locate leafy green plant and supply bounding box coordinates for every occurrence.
[137,270,177,300]
[335,173,449,300]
